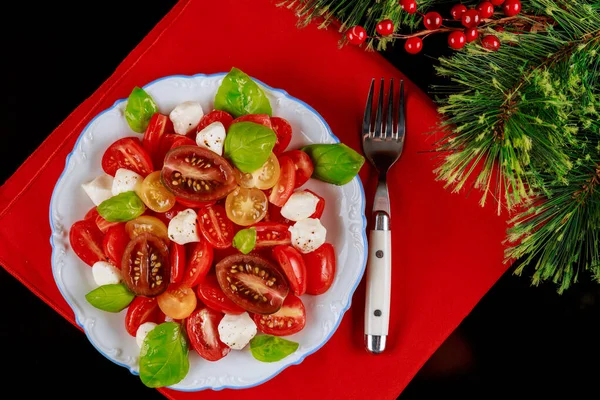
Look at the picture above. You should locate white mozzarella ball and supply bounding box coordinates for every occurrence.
[167,208,200,245]
[82,174,114,206]
[218,312,257,350]
[111,168,143,196]
[289,218,327,254]
[280,191,320,221]
[196,121,226,156]
[92,261,122,286]
[169,101,204,135]
[136,322,158,348]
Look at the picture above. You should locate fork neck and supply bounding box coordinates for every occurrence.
[372,171,390,226]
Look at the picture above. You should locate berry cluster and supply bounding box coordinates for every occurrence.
[345,0,522,54]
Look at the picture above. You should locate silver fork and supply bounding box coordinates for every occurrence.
[362,78,406,354]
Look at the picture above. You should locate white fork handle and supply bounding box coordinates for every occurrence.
[364,227,391,354]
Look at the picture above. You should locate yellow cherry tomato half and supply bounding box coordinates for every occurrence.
[157,285,197,320]
[234,153,280,190]
[136,171,176,213]
[225,187,268,226]
[125,215,169,241]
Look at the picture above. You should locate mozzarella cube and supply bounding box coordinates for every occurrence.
[92,261,122,286]
[169,101,204,135]
[280,191,320,222]
[82,174,114,206]
[289,218,327,254]
[111,168,143,196]
[136,322,158,348]
[196,121,226,156]
[218,312,257,350]
[167,208,200,245]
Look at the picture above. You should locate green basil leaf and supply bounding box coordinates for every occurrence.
[214,67,272,118]
[224,122,277,173]
[139,322,189,388]
[250,334,299,363]
[301,144,365,186]
[233,228,256,254]
[97,191,146,222]
[125,86,159,133]
[85,284,134,313]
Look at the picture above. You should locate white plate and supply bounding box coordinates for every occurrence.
[49,73,367,391]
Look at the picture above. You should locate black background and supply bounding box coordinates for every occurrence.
[2,1,599,399]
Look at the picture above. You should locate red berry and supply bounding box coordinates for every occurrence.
[465,27,479,42]
[423,11,442,30]
[376,19,395,36]
[461,9,481,28]
[503,0,521,16]
[448,31,467,49]
[491,0,505,5]
[399,0,417,14]
[477,1,495,19]
[346,26,367,45]
[482,35,501,51]
[450,4,468,20]
[404,37,423,54]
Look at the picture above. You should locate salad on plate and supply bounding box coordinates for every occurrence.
[68,67,365,388]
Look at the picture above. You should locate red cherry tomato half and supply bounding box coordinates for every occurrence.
[182,239,214,288]
[143,113,172,166]
[153,134,196,170]
[231,114,272,129]
[198,204,234,249]
[279,150,314,188]
[196,274,245,315]
[186,307,230,361]
[302,243,336,295]
[69,219,107,266]
[193,110,234,138]
[304,189,325,219]
[84,207,99,221]
[253,294,306,336]
[272,245,307,296]
[101,137,153,177]
[124,296,160,337]
[270,117,292,155]
[252,222,292,248]
[102,223,130,267]
[175,197,216,209]
[264,204,291,225]
[268,155,296,206]
[169,242,186,284]
[95,214,121,233]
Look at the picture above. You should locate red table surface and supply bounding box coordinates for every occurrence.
[0,0,509,399]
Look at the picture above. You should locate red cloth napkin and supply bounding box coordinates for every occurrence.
[0,0,509,399]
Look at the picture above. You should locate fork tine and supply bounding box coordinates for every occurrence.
[385,79,394,138]
[362,79,375,137]
[374,78,385,137]
[396,79,406,141]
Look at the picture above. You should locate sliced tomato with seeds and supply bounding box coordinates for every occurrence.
[215,254,289,314]
[231,114,272,129]
[121,233,170,297]
[252,222,292,248]
[69,219,107,266]
[157,284,197,319]
[186,307,230,361]
[143,113,173,166]
[161,146,237,203]
[198,204,234,249]
[280,150,314,188]
[268,155,295,207]
[253,294,306,336]
[181,239,213,288]
[102,224,129,267]
[272,245,307,296]
[124,296,160,337]
[101,137,153,177]
[196,274,245,314]
[270,117,292,155]
[169,242,185,284]
[193,110,233,138]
